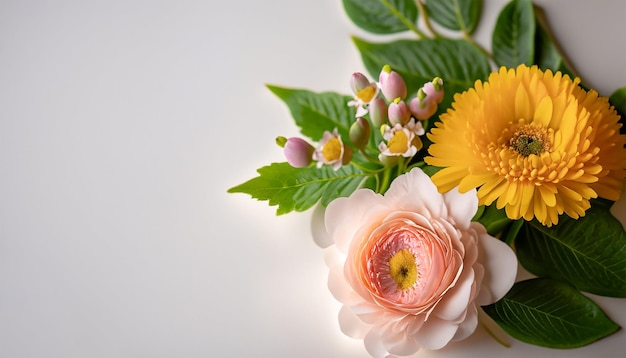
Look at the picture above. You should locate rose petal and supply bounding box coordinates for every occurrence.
[325,190,384,252]
[382,325,420,356]
[443,187,478,229]
[452,304,478,341]
[412,316,458,350]
[433,268,474,321]
[364,329,390,358]
[385,168,444,219]
[475,232,517,305]
[338,305,370,339]
[327,260,360,304]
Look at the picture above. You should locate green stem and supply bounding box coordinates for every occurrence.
[378,166,394,194]
[416,0,440,38]
[381,0,429,38]
[463,32,493,61]
[359,148,381,164]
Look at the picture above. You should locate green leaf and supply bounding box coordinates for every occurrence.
[227,162,368,215]
[473,204,511,236]
[492,0,535,68]
[352,37,491,111]
[483,278,620,348]
[424,0,482,34]
[516,204,626,297]
[266,86,354,142]
[342,0,418,34]
[533,6,575,77]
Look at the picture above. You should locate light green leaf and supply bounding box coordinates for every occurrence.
[227,162,368,215]
[342,0,418,34]
[266,85,354,143]
[424,0,482,34]
[352,37,491,112]
[483,278,621,348]
[492,0,535,68]
[516,204,626,297]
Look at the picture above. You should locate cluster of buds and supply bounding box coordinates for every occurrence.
[279,65,444,170]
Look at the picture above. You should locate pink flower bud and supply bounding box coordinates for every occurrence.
[409,89,438,120]
[283,137,315,168]
[368,97,388,128]
[379,65,407,101]
[350,72,372,94]
[349,117,371,150]
[388,100,411,126]
[423,77,444,104]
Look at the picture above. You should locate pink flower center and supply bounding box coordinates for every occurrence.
[361,218,454,308]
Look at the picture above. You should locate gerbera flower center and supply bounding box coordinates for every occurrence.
[388,130,409,154]
[322,137,342,162]
[388,248,418,290]
[508,124,552,157]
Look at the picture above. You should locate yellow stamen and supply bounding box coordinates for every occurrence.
[357,86,377,103]
[322,137,342,162]
[388,130,409,154]
[389,249,418,290]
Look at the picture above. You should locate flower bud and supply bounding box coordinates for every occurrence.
[283,137,315,168]
[350,72,371,94]
[423,77,444,104]
[368,97,388,128]
[349,117,371,150]
[342,146,353,165]
[379,65,407,102]
[388,99,411,126]
[410,88,438,120]
[377,153,399,167]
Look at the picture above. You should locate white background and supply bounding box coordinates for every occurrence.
[1,0,625,357]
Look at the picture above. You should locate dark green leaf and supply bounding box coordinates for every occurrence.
[492,0,535,68]
[473,204,511,236]
[424,0,482,34]
[516,205,626,297]
[266,86,354,142]
[483,278,621,348]
[352,37,491,112]
[227,162,368,215]
[342,0,418,34]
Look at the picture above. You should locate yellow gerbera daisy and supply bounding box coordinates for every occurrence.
[425,65,626,226]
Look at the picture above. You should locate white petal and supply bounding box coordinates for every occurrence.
[310,203,333,248]
[338,305,371,339]
[443,187,478,229]
[412,316,458,350]
[475,230,518,305]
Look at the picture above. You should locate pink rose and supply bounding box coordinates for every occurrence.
[317,168,517,357]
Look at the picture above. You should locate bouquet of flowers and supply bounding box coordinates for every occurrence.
[229,0,626,356]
